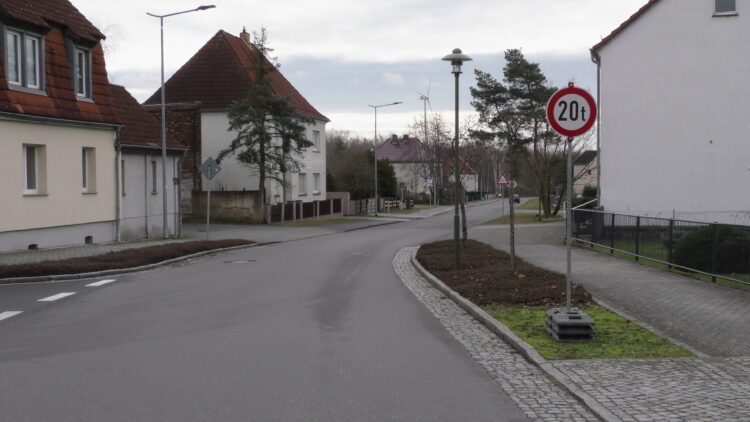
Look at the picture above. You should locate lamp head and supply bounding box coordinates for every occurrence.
[442,48,472,74]
[197,5,216,10]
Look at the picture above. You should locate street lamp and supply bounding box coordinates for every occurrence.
[368,101,402,216]
[147,5,215,239]
[442,48,472,270]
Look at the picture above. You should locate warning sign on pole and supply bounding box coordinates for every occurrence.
[496,173,510,186]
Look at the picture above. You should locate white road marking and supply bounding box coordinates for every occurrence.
[38,292,76,302]
[86,279,116,287]
[0,311,22,322]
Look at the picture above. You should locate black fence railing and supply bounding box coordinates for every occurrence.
[572,209,750,286]
[267,199,343,223]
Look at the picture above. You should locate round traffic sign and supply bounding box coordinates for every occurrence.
[546,83,597,138]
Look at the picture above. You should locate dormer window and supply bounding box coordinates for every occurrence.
[715,0,737,15]
[74,47,91,98]
[4,28,43,92]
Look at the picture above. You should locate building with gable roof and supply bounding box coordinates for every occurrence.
[0,0,124,252]
[145,29,329,214]
[110,85,187,240]
[591,0,750,224]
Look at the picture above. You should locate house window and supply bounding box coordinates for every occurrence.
[299,173,307,195]
[313,173,320,194]
[82,148,96,193]
[151,160,158,194]
[715,0,737,14]
[312,130,320,151]
[23,144,45,194]
[5,29,43,91]
[74,47,91,98]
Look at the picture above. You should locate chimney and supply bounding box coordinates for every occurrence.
[240,27,251,44]
[390,134,398,144]
[403,134,409,140]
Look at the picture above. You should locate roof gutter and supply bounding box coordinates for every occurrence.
[590,49,602,209]
[0,111,121,130]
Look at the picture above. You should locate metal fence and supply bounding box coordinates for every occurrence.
[267,199,343,223]
[571,209,750,286]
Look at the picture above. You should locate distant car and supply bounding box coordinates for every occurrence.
[513,194,520,204]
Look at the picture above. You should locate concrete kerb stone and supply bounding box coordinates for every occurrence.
[409,246,621,422]
[0,243,263,285]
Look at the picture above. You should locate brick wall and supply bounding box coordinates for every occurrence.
[146,103,201,214]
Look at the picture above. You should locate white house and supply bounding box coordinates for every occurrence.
[0,0,122,252]
[592,0,750,224]
[145,29,329,211]
[573,150,597,197]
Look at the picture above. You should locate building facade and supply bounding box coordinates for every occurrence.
[592,0,750,224]
[145,29,329,212]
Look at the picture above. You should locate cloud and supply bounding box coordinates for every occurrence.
[382,72,405,86]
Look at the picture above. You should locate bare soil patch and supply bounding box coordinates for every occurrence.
[416,239,592,307]
[0,239,253,280]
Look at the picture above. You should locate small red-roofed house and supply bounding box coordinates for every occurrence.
[110,85,187,240]
[145,29,329,213]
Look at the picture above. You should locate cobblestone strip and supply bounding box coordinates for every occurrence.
[550,357,750,422]
[393,247,600,422]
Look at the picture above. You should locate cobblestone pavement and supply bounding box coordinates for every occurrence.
[551,357,750,422]
[393,247,600,422]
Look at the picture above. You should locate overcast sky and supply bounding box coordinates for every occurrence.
[75,0,645,137]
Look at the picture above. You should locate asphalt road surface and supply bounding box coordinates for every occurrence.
[0,201,529,421]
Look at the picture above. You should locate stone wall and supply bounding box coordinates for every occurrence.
[192,191,263,223]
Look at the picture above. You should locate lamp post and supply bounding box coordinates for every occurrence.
[148,5,215,239]
[368,102,401,216]
[442,48,472,270]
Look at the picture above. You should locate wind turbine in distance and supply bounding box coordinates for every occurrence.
[418,81,438,206]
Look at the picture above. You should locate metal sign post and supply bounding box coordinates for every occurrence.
[545,82,597,342]
[497,172,510,219]
[200,157,221,241]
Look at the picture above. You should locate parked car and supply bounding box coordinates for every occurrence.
[514,194,520,204]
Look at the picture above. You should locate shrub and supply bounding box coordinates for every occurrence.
[672,225,750,274]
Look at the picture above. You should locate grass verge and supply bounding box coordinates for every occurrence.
[417,239,692,360]
[484,213,564,225]
[0,239,253,279]
[279,218,368,226]
[486,304,692,360]
[518,198,540,210]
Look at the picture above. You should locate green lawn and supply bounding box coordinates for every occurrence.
[483,213,564,225]
[518,198,540,210]
[485,304,693,360]
[279,218,368,227]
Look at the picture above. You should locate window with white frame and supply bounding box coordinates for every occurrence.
[312,130,320,151]
[74,47,91,98]
[299,173,307,195]
[5,29,43,91]
[715,0,737,14]
[82,147,96,193]
[313,173,320,194]
[23,144,45,194]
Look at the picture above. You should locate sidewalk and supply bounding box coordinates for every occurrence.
[471,221,750,357]
[0,218,397,267]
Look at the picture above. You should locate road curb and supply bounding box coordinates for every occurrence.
[0,243,260,285]
[408,246,621,422]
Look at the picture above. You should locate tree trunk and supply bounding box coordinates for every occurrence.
[259,143,267,224]
[460,185,468,247]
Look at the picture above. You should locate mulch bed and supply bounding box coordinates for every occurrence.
[0,239,253,279]
[416,239,592,307]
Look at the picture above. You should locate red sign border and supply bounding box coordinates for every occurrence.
[546,85,597,138]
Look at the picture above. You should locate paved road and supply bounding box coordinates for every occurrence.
[0,202,530,421]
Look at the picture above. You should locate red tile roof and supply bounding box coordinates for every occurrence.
[444,157,478,175]
[375,135,424,162]
[0,0,105,42]
[145,30,329,122]
[110,85,185,150]
[592,1,660,52]
[0,2,119,125]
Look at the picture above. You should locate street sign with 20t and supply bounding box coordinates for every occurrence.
[546,82,597,138]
